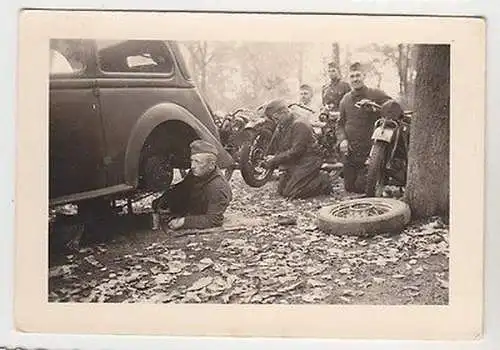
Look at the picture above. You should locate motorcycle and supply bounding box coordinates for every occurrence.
[355,99,412,197]
[315,104,342,163]
[239,102,342,188]
[238,104,279,187]
[179,108,254,181]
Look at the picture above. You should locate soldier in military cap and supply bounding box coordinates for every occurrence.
[336,62,395,194]
[152,139,232,230]
[262,99,332,199]
[298,84,315,110]
[321,62,351,111]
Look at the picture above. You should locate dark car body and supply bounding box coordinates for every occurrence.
[49,39,233,207]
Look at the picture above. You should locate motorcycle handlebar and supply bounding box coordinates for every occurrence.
[354,100,382,110]
[288,103,315,114]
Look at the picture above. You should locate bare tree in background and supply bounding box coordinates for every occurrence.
[331,43,341,72]
[183,41,235,96]
[357,43,416,107]
[404,44,450,218]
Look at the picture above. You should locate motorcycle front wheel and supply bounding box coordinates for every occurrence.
[365,141,388,197]
[240,129,274,187]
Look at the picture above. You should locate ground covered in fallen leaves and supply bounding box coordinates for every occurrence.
[48,171,449,305]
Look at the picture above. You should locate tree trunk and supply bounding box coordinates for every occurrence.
[398,44,411,97]
[403,45,411,96]
[404,44,450,218]
[398,44,405,96]
[298,49,304,85]
[199,42,208,95]
[331,43,340,72]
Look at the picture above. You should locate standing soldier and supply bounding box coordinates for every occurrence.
[320,62,351,164]
[321,62,351,111]
[297,83,319,125]
[298,84,316,111]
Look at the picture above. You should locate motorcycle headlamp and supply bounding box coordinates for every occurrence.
[381,100,404,120]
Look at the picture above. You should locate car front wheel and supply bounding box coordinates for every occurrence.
[141,154,174,192]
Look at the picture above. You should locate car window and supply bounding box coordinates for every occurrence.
[97,40,175,74]
[49,39,89,75]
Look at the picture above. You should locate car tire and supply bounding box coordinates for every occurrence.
[142,155,174,191]
[317,197,411,236]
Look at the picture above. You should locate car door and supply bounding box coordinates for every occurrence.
[49,39,108,201]
[94,40,179,186]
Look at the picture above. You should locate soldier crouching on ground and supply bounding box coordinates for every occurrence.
[152,140,233,230]
[262,99,332,200]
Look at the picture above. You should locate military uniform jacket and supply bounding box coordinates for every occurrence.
[321,79,351,110]
[336,86,391,161]
[267,113,330,199]
[162,168,232,229]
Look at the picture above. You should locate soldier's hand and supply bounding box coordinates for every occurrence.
[339,140,349,155]
[262,155,275,169]
[168,217,185,230]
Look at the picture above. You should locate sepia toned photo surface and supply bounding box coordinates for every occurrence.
[15,11,485,340]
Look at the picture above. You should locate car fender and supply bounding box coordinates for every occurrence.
[124,102,234,186]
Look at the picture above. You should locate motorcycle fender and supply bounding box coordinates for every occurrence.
[371,126,394,143]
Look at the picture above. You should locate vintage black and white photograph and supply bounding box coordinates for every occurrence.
[15,11,484,339]
[47,37,450,305]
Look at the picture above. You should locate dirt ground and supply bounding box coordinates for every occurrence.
[48,171,449,305]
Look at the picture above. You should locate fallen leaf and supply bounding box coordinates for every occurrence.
[436,277,449,289]
[339,267,351,275]
[188,277,214,291]
[49,264,75,279]
[334,279,347,286]
[123,272,142,283]
[305,265,327,275]
[135,281,148,290]
[167,261,187,274]
[83,255,103,268]
[342,289,355,297]
[301,287,329,302]
[402,286,420,292]
[183,292,202,303]
[278,281,303,293]
[307,279,326,288]
[278,276,298,284]
[413,267,424,275]
[301,294,316,303]
[154,274,174,285]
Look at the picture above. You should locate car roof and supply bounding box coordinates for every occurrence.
[95,40,171,50]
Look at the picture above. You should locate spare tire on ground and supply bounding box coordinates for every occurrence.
[317,197,411,236]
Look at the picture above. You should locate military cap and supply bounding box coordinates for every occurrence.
[349,62,363,71]
[300,83,313,92]
[264,99,288,117]
[190,139,218,156]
